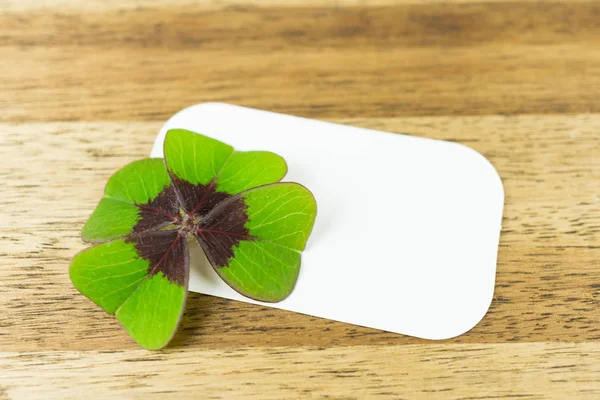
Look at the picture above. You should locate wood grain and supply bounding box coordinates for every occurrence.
[1,0,599,398]
[2,343,600,399]
[2,1,600,122]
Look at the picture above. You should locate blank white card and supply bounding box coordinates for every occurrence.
[151,103,504,340]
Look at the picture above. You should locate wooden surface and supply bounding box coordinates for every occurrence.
[1,0,599,398]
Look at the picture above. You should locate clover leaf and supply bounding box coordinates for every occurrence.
[70,129,317,350]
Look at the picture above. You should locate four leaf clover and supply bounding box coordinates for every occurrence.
[70,129,317,349]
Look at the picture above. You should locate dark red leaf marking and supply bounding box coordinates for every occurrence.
[133,185,180,234]
[169,174,231,217]
[125,175,253,281]
[127,230,189,286]
[194,195,253,268]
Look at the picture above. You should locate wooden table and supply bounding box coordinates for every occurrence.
[1,0,599,398]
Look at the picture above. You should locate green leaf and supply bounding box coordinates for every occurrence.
[82,158,178,243]
[243,183,318,251]
[72,129,318,349]
[216,151,288,195]
[194,183,317,302]
[70,230,189,350]
[70,239,149,314]
[163,129,287,214]
[81,198,142,243]
[116,271,186,351]
[104,158,172,205]
[163,129,234,187]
